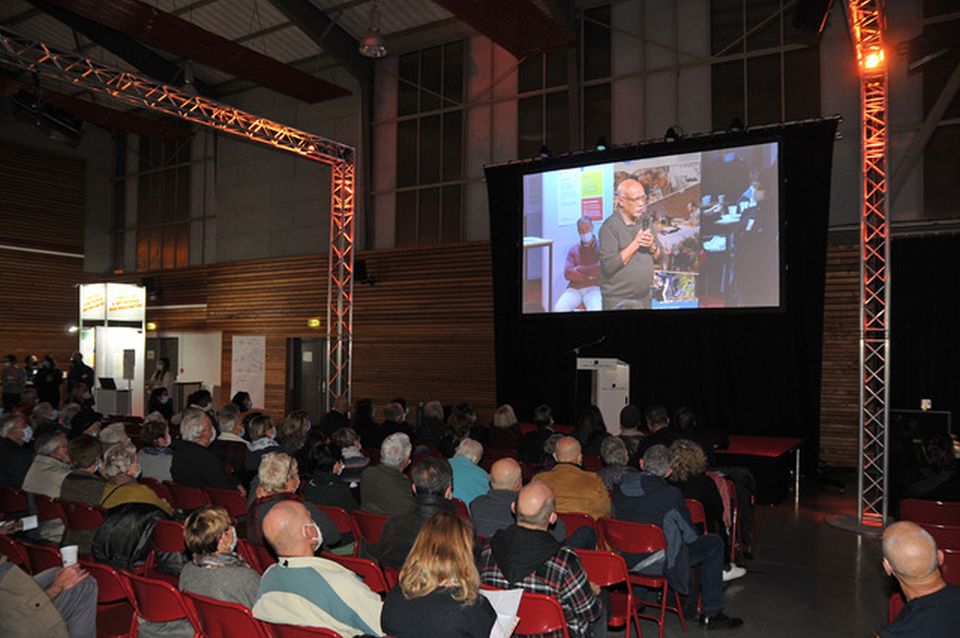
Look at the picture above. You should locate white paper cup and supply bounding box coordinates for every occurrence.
[61,545,78,567]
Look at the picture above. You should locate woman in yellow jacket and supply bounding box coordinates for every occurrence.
[100,441,175,515]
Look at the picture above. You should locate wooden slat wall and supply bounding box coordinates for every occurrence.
[0,142,87,367]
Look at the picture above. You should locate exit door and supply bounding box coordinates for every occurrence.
[287,338,326,423]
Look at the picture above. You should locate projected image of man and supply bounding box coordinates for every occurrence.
[599,179,663,310]
[554,216,602,312]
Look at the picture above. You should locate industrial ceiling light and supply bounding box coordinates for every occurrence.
[358,3,387,59]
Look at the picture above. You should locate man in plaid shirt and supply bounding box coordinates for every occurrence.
[479,482,605,638]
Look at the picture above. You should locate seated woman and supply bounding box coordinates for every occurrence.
[382,511,496,638]
[100,442,174,515]
[180,505,261,608]
[138,416,174,482]
[488,404,523,451]
[245,451,340,550]
[574,404,609,457]
[596,435,637,490]
[147,386,174,422]
[244,414,280,475]
[277,410,312,474]
[304,443,359,512]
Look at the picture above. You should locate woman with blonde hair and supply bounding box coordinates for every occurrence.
[180,505,260,608]
[488,403,522,450]
[381,511,496,638]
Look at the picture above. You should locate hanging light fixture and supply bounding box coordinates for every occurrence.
[358,3,387,59]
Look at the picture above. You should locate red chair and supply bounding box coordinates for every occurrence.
[63,500,106,533]
[582,455,603,472]
[942,549,960,585]
[166,482,212,512]
[79,559,136,638]
[918,523,960,551]
[208,487,248,520]
[34,494,68,524]
[556,512,598,547]
[322,553,390,595]
[316,505,360,556]
[183,591,272,638]
[0,535,31,573]
[21,541,62,573]
[236,537,264,573]
[725,478,740,563]
[576,549,643,638]
[450,498,470,521]
[685,499,707,533]
[900,499,960,525]
[515,591,570,637]
[144,519,185,584]
[352,510,389,545]
[598,517,685,638]
[888,592,905,623]
[383,566,400,589]
[247,542,278,574]
[267,624,343,637]
[122,570,201,637]
[0,486,29,515]
[140,477,175,504]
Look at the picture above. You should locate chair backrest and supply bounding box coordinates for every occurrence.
[152,519,186,553]
[167,482,212,511]
[321,553,389,594]
[685,499,707,532]
[80,559,130,604]
[556,512,598,544]
[900,499,960,525]
[141,477,175,504]
[34,494,68,524]
[582,455,603,472]
[247,542,278,574]
[21,541,62,572]
[183,591,272,638]
[598,517,667,556]
[919,523,960,551]
[208,488,248,520]
[352,510,389,544]
[575,549,630,588]
[236,538,264,573]
[942,549,960,586]
[123,569,200,625]
[450,498,470,521]
[0,486,29,515]
[515,591,570,637]
[267,623,343,637]
[316,505,360,542]
[0,535,31,573]
[63,500,106,531]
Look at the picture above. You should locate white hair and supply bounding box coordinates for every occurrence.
[99,423,130,447]
[102,442,137,479]
[36,431,66,457]
[180,409,211,443]
[258,452,298,493]
[0,414,23,438]
[455,438,483,464]
[380,432,412,469]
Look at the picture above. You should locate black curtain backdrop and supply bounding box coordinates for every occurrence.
[486,120,838,470]
[891,234,960,426]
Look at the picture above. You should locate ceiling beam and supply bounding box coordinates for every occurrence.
[36,0,351,103]
[266,0,372,84]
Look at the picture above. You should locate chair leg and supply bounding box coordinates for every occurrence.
[674,590,686,631]
[658,582,668,638]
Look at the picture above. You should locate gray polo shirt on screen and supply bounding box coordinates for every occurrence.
[598,212,659,309]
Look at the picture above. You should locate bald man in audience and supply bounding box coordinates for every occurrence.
[470,458,565,541]
[252,501,383,637]
[877,521,960,637]
[479,482,604,638]
[533,436,611,520]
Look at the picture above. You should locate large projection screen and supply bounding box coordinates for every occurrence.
[521,141,780,313]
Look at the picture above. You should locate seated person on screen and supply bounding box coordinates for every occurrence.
[877,521,960,638]
[555,216,602,312]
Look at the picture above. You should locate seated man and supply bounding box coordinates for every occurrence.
[209,405,249,478]
[0,554,98,638]
[533,437,611,521]
[449,438,489,505]
[253,501,383,637]
[518,404,555,465]
[375,457,455,569]
[359,432,415,516]
[878,521,960,637]
[22,431,72,498]
[171,409,242,492]
[554,216,602,312]
[60,435,107,554]
[613,445,742,629]
[479,482,603,638]
[0,413,34,489]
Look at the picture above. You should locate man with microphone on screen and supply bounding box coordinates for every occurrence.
[599,178,663,310]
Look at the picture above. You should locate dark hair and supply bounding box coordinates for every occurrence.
[188,389,212,407]
[331,427,358,449]
[148,386,168,407]
[4,354,15,364]
[674,406,697,432]
[574,405,606,445]
[533,404,553,428]
[231,391,251,409]
[309,441,340,473]
[445,411,472,439]
[411,457,453,496]
[68,435,102,469]
[645,405,669,428]
[352,399,374,425]
[140,419,169,447]
[391,397,407,411]
[158,357,171,370]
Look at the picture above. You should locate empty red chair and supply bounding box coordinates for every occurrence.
[21,541,62,573]
[515,591,570,637]
[123,569,201,637]
[268,624,343,637]
[316,505,360,556]
[63,500,106,533]
[352,510,389,545]
[888,592,905,624]
[577,549,642,638]
[144,519,185,584]
[556,512,598,547]
[598,517,685,638]
[79,559,136,638]
[919,523,960,551]
[450,498,470,521]
[685,499,707,533]
[900,499,960,525]
[34,494,68,524]
[941,549,960,585]
[0,486,29,515]
[166,482,212,512]
[208,488,248,520]
[183,591,272,638]
[0,535,31,573]
[140,477,175,504]
[321,553,390,595]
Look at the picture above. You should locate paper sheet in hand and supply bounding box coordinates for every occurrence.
[479,588,523,638]
[19,515,38,531]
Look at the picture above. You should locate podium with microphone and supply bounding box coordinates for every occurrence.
[575,357,630,435]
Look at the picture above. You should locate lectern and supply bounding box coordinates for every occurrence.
[576,358,630,435]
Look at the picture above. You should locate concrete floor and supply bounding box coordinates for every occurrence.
[615,474,891,637]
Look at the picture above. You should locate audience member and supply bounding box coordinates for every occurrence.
[519,404,555,464]
[15,387,37,417]
[332,426,369,479]
[878,521,960,638]
[573,405,609,457]
[596,435,637,491]
[253,501,383,636]
[439,411,472,459]
[318,394,351,435]
[488,404,523,450]
[147,357,175,393]
[137,417,174,482]
[33,355,63,408]
[634,405,680,460]
[304,443,359,511]
[245,414,281,474]
[0,413,34,489]
[31,401,61,437]
[449,438,489,505]
[231,391,253,413]
[60,435,106,553]
[171,408,240,492]
[674,406,726,467]
[147,387,174,422]
[381,511,497,638]
[98,423,130,451]
[351,398,379,448]
[277,410,312,472]
[533,436,611,520]
[0,555,97,638]
[479,482,604,638]
[210,404,249,478]
[613,445,743,629]
[99,442,174,514]
[22,430,72,498]
[65,384,102,439]
[180,505,261,608]
[359,432,415,515]
[2,353,27,412]
[66,352,94,391]
[470,458,567,543]
[375,457,456,569]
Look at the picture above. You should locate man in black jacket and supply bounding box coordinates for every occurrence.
[0,413,34,489]
[66,353,94,391]
[518,404,555,465]
[171,408,243,493]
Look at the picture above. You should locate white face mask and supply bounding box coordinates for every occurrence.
[229,527,238,553]
[21,426,33,444]
[580,232,593,244]
[303,522,323,553]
